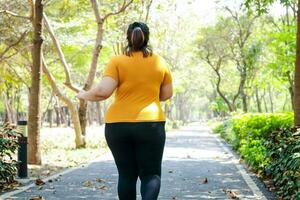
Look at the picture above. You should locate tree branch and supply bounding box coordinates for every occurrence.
[103,0,133,21]
[43,13,80,93]
[145,0,153,23]
[0,31,28,60]
[0,10,31,20]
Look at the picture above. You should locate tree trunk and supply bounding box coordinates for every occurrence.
[4,88,14,123]
[78,1,104,144]
[55,107,60,127]
[215,72,235,112]
[27,0,43,165]
[78,100,87,145]
[289,83,295,110]
[96,101,102,125]
[294,0,300,126]
[255,87,262,113]
[240,76,248,112]
[48,109,53,128]
[263,90,269,112]
[268,84,274,112]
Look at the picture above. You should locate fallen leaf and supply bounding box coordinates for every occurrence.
[97,185,108,190]
[96,178,106,183]
[223,189,239,199]
[29,195,44,200]
[83,180,93,187]
[35,179,45,186]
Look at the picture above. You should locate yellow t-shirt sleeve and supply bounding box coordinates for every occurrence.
[102,58,119,81]
[162,67,172,85]
[160,56,172,85]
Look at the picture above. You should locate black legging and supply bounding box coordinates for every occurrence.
[105,122,166,200]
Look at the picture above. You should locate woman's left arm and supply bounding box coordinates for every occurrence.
[76,77,118,102]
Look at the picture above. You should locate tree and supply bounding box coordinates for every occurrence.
[27,0,43,165]
[224,7,260,112]
[244,0,300,126]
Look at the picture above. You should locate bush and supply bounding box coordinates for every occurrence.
[0,123,21,184]
[212,113,299,199]
[264,128,300,199]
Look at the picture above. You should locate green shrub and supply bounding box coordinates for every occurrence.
[0,123,21,184]
[213,112,299,199]
[211,122,225,134]
[264,128,300,199]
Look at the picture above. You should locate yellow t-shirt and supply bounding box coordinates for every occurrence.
[102,51,172,123]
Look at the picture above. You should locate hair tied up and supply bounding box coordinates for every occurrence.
[131,27,145,51]
[124,22,152,57]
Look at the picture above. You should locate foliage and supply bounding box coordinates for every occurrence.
[0,123,21,184]
[244,0,294,15]
[264,127,300,199]
[212,113,299,198]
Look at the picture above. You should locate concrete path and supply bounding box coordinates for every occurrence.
[1,124,276,200]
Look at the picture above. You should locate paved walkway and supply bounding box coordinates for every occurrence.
[2,124,276,200]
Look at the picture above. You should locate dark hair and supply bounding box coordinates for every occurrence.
[124,22,152,57]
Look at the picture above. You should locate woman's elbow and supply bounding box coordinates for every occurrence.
[95,88,112,100]
[160,92,173,101]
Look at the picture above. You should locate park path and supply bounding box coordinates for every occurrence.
[2,123,276,200]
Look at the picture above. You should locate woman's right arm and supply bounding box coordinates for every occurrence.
[160,83,173,101]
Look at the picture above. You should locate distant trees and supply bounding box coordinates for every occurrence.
[197,7,262,114]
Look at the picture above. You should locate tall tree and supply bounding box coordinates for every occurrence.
[27,0,43,165]
[244,0,300,125]
[225,7,259,112]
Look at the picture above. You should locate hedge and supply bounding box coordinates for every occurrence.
[213,113,299,199]
[0,123,21,186]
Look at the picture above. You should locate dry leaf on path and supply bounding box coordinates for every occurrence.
[202,177,208,184]
[96,178,106,183]
[223,189,239,199]
[29,195,44,200]
[97,185,108,190]
[35,179,45,186]
[83,180,93,187]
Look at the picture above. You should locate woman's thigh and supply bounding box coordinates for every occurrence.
[105,123,138,177]
[133,122,166,177]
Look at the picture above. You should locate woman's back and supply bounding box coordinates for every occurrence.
[76,22,172,200]
[103,51,172,123]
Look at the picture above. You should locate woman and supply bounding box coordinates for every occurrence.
[76,22,173,200]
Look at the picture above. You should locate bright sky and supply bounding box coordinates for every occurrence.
[173,0,286,25]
